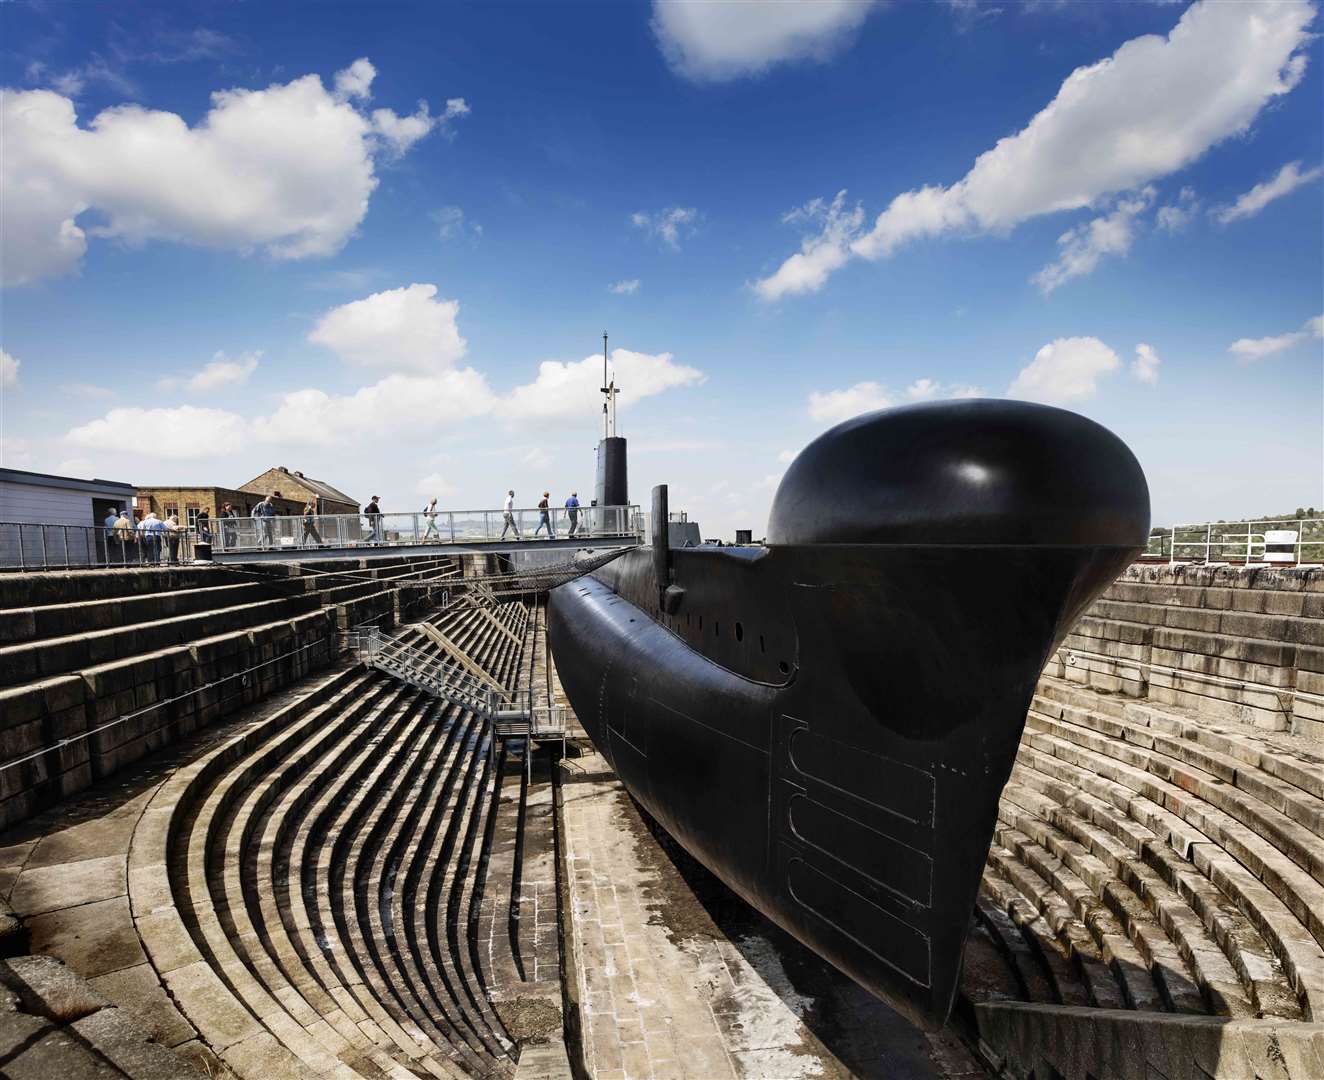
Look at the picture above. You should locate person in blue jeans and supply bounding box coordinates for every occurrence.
[565,491,580,538]
[252,495,278,549]
[533,492,555,538]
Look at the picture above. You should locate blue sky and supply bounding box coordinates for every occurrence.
[1,0,1321,538]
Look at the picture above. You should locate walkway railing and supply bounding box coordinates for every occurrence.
[213,504,640,554]
[0,522,197,571]
[1143,518,1323,565]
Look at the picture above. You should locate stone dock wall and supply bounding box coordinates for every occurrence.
[1047,565,1324,742]
[0,556,456,832]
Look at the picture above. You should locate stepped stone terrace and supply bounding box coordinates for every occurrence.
[0,556,1321,1079]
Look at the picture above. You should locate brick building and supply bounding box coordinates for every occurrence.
[238,467,358,516]
[134,486,304,528]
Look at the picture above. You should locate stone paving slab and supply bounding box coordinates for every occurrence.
[0,953,208,1079]
[558,750,984,1080]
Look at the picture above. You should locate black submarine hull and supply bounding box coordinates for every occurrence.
[548,400,1150,1027]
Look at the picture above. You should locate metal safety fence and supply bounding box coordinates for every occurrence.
[1143,518,1323,566]
[0,521,198,571]
[1,503,640,570]
[212,504,640,555]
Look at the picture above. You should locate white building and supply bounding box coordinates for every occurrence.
[0,467,137,567]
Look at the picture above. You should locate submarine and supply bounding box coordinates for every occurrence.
[547,396,1150,1028]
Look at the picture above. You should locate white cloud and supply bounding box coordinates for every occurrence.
[755,0,1315,298]
[1228,312,1324,362]
[63,382,116,399]
[652,0,880,82]
[1007,337,1120,405]
[943,0,1003,31]
[1,350,18,388]
[1033,187,1154,293]
[333,58,376,101]
[1156,186,1199,234]
[1214,160,1323,224]
[507,348,704,420]
[66,405,249,455]
[902,377,986,401]
[159,350,261,393]
[434,205,480,243]
[906,378,941,401]
[754,191,864,302]
[1132,343,1161,384]
[308,283,467,372]
[808,376,984,422]
[371,98,466,158]
[262,369,497,445]
[776,448,795,464]
[521,447,553,471]
[0,437,33,468]
[609,279,641,295]
[416,472,457,498]
[2,60,466,286]
[631,207,698,250]
[807,381,893,424]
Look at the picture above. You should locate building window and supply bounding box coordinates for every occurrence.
[164,505,179,521]
[186,507,201,527]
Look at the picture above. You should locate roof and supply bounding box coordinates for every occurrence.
[239,467,357,506]
[0,467,136,496]
[289,472,358,505]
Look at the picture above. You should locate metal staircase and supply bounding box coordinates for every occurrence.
[344,627,567,751]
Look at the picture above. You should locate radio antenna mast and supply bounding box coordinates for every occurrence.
[601,332,619,438]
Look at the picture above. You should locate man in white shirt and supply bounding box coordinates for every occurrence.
[500,490,521,539]
[138,512,164,564]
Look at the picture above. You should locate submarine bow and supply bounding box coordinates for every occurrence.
[548,399,1150,1028]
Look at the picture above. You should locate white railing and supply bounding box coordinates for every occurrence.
[212,504,640,554]
[1143,518,1323,565]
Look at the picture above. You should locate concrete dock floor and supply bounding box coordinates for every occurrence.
[558,751,986,1080]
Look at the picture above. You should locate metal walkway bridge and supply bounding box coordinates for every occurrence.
[209,504,641,563]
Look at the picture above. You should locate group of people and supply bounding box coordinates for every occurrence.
[102,508,186,565]
[252,494,331,549]
[499,490,581,540]
[100,488,589,562]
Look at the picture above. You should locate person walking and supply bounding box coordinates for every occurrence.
[565,491,580,538]
[219,503,238,550]
[422,497,441,541]
[500,490,521,540]
[252,495,277,550]
[534,491,555,538]
[196,508,211,545]
[164,514,182,564]
[364,496,382,544]
[300,500,323,548]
